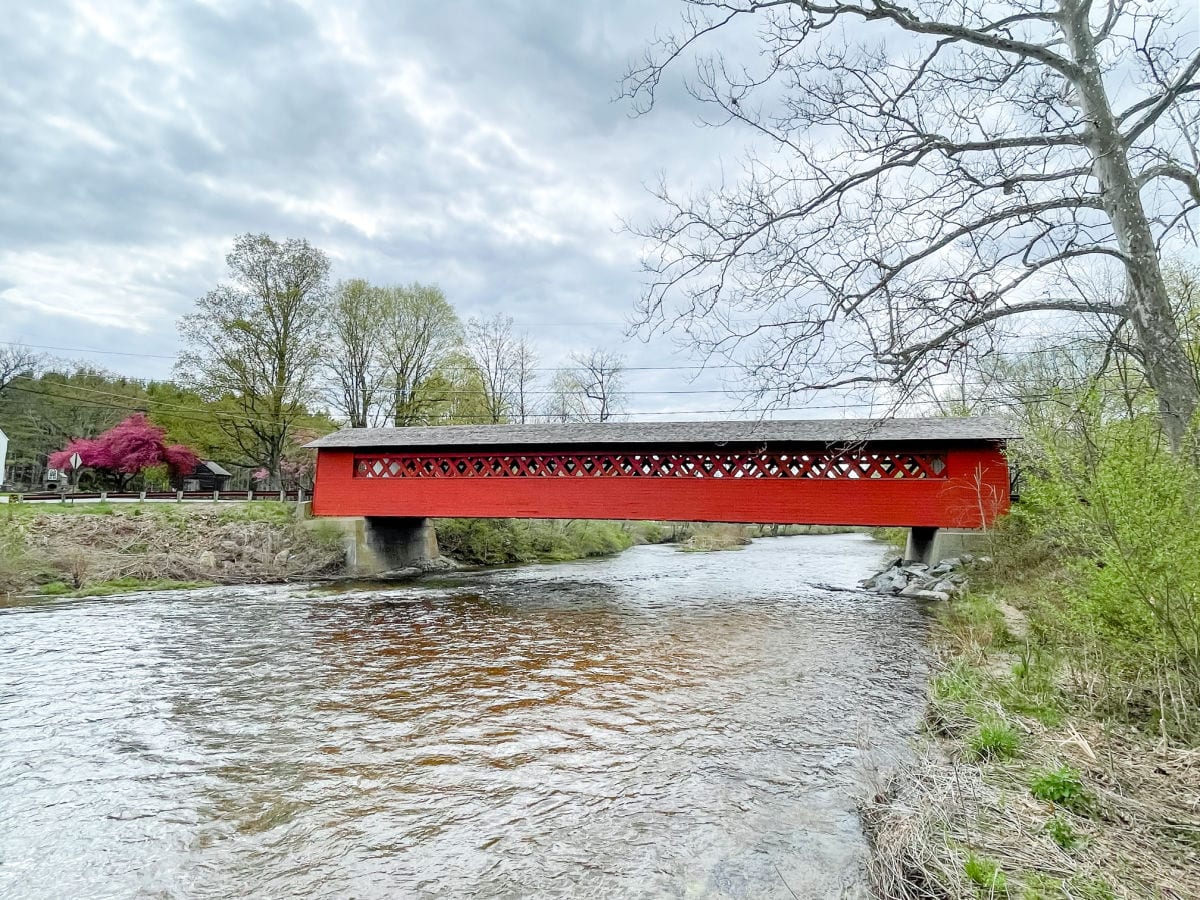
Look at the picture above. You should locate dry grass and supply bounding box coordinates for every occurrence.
[13,507,343,591]
[864,723,1200,899]
[863,586,1200,899]
[677,523,753,552]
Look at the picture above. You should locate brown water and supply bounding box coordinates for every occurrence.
[0,533,928,899]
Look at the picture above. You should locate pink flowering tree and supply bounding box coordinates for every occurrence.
[50,414,200,490]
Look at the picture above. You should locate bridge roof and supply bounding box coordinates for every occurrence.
[308,416,1018,450]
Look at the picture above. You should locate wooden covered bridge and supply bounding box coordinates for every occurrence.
[307,418,1016,571]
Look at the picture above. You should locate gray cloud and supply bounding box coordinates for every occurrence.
[0,0,773,415]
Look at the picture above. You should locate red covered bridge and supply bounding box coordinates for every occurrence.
[307,418,1016,570]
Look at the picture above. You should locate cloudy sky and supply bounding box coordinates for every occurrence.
[1,0,821,418]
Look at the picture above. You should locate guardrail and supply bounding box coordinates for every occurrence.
[11,489,307,503]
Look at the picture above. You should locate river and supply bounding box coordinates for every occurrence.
[0,533,929,899]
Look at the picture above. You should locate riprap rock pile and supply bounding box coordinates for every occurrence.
[860,555,982,601]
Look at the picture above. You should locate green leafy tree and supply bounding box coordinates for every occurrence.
[176,234,330,488]
[382,282,463,426]
[327,279,391,427]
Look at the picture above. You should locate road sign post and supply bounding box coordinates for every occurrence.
[69,452,82,494]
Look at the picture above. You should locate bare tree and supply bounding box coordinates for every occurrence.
[513,333,538,424]
[0,345,39,396]
[383,283,462,426]
[464,313,519,423]
[177,233,330,487]
[548,349,627,422]
[626,0,1200,446]
[327,279,389,428]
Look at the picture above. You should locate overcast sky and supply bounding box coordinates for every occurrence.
[1,0,826,418]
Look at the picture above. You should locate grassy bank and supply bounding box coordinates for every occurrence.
[434,518,643,565]
[0,501,344,597]
[865,420,1200,899]
[435,519,871,564]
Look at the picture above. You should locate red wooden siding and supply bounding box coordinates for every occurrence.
[311,443,1010,528]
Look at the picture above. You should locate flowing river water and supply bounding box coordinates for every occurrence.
[0,533,930,899]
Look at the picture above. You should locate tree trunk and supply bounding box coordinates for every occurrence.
[1064,9,1199,448]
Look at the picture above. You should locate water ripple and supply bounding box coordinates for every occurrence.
[0,533,928,899]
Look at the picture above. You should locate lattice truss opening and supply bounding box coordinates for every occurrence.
[353,451,947,480]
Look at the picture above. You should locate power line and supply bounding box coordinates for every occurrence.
[0,380,1064,425]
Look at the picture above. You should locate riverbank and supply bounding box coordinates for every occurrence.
[863,558,1200,899]
[0,502,345,597]
[0,504,868,598]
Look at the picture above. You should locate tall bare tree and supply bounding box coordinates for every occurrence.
[626,0,1200,446]
[547,349,627,422]
[513,333,538,424]
[383,283,462,426]
[464,313,519,423]
[177,233,330,487]
[327,279,389,428]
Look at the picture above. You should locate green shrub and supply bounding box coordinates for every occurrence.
[1022,416,1200,737]
[963,853,1007,893]
[435,519,634,566]
[967,716,1020,760]
[1030,765,1088,813]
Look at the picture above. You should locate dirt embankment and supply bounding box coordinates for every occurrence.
[5,504,345,594]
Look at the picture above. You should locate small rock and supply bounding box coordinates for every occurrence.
[960,553,975,564]
[899,585,950,602]
[198,550,217,570]
[378,566,423,580]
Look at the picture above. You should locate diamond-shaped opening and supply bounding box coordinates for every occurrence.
[930,457,946,476]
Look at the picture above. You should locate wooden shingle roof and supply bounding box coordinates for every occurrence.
[307,417,1018,450]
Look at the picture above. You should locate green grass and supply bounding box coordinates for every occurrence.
[963,853,1008,894]
[3,500,297,522]
[931,661,985,705]
[38,577,211,598]
[1043,815,1080,851]
[1068,876,1115,900]
[967,715,1021,761]
[4,500,120,517]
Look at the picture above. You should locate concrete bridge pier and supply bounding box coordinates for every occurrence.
[905,527,989,565]
[341,516,439,575]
